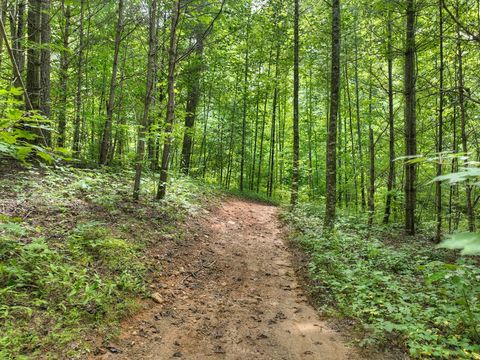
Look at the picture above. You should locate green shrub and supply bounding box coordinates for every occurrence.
[284,204,480,359]
[0,223,145,358]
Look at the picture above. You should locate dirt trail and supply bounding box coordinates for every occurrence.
[95,199,358,360]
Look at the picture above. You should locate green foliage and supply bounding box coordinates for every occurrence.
[439,233,480,256]
[284,205,480,359]
[0,221,145,358]
[0,167,213,358]
[0,88,72,165]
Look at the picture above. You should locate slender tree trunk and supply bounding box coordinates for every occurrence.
[181,29,203,175]
[435,0,444,242]
[40,0,51,146]
[26,0,41,111]
[368,80,375,227]
[344,62,358,210]
[307,68,314,197]
[354,24,365,211]
[133,0,158,200]
[26,0,47,145]
[383,9,396,224]
[240,13,250,191]
[99,0,124,165]
[404,0,417,235]
[12,1,26,95]
[73,0,85,154]
[456,4,476,232]
[256,48,273,193]
[57,2,71,148]
[267,43,280,198]
[324,0,341,230]
[157,0,181,200]
[0,0,4,68]
[250,79,261,190]
[291,0,300,205]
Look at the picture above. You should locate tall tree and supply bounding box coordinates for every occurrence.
[40,0,51,146]
[72,0,85,154]
[404,0,417,235]
[291,0,300,206]
[133,0,158,200]
[157,0,181,200]
[99,0,124,165]
[239,5,251,192]
[181,27,204,175]
[324,0,341,230]
[455,2,475,232]
[57,1,71,148]
[383,7,396,224]
[435,0,444,242]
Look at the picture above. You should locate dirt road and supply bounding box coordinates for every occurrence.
[95,199,357,359]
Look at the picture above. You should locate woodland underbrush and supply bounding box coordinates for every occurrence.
[0,166,213,359]
[283,203,480,359]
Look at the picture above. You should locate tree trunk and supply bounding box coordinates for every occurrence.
[368,80,375,227]
[12,1,26,94]
[26,0,45,144]
[26,0,40,110]
[73,0,84,154]
[456,3,476,232]
[435,0,444,242]
[404,0,417,235]
[240,12,250,192]
[40,0,51,146]
[267,43,280,198]
[57,1,71,148]
[354,24,365,211]
[181,29,204,175]
[324,0,341,230]
[99,0,124,165]
[133,0,158,200]
[383,8,396,224]
[157,0,181,200]
[291,0,300,206]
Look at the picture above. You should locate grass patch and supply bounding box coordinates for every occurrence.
[282,204,480,359]
[0,167,213,358]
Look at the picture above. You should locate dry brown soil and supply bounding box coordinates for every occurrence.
[93,198,363,360]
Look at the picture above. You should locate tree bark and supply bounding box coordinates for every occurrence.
[57,1,71,148]
[240,11,250,192]
[383,8,396,224]
[404,0,417,235]
[12,1,26,94]
[324,0,341,230]
[40,0,51,146]
[435,0,444,242]
[133,0,158,200]
[291,0,300,206]
[26,0,41,111]
[181,29,204,175]
[99,0,124,165]
[157,0,181,200]
[456,3,476,232]
[73,0,85,154]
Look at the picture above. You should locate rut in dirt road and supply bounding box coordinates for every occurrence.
[96,199,358,360]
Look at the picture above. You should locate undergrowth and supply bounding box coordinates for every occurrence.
[0,167,213,359]
[282,203,480,359]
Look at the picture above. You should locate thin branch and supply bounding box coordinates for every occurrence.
[443,1,480,43]
[176,0,227,63]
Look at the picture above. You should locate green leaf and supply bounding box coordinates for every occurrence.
[438,233,480,255]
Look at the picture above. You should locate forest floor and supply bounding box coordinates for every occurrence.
[92,198,367,360]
